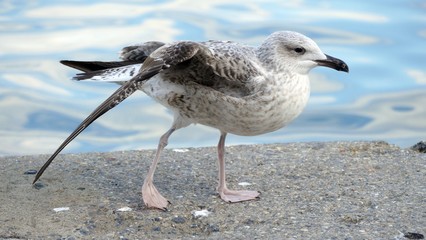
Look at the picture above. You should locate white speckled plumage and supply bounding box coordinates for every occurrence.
[34,31,348,210]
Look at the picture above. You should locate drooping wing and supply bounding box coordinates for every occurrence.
[33,57,164,184]
[33,42,203,183]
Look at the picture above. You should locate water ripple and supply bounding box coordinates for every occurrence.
[1,0,425,156]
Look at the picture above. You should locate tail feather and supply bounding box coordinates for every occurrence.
[60,60,145,73]
[61,60,143,82]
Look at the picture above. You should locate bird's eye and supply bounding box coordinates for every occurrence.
[294,47,305,54]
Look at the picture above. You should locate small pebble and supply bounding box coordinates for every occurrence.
[411,141,426,153]
[152,226,161,232]
[85,220,96,230]
[172,216,186,224]
[207,224,220,232]
[243,219,255,225]
[24,169,37,175]
[79,228,90,235]
[404,232,425,239]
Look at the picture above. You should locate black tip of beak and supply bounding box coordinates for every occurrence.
[316,54,349,73]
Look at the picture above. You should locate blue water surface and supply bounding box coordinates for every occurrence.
[1,0,425,156]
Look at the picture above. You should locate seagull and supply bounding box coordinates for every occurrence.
[33,31,348,210]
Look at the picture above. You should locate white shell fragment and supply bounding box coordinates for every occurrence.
[53,207,70,212]
[173,148,189,153]
[192,209,212,218]
[117,207,132,212]
[238,182,252,186]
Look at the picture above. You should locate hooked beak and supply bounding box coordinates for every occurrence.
[315,54,349,73]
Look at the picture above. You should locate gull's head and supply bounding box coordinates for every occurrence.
[263,31,349,74]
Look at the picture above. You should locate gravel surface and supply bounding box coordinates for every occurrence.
[0,141,425,239]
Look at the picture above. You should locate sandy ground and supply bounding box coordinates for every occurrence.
[0,141,425,239]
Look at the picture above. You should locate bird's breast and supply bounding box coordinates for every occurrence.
[142,74,310,136]
[212,76,310,136]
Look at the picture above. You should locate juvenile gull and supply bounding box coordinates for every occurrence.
[33,31,348,210]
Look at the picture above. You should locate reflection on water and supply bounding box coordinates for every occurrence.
[1,0,425,156]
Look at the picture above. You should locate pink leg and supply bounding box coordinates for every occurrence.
[142,128,175,210]
[217,132,260,202]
